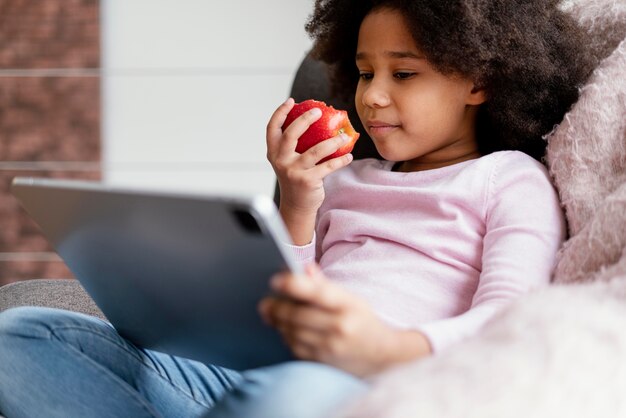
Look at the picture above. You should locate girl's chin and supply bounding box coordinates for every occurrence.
[371,141,405,162]
[375,150,407,164]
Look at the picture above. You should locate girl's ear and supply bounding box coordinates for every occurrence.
[467,84,487,105]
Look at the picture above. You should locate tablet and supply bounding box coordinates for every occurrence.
[11,177,302,370]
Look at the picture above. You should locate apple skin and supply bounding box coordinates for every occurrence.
[281,99,360,163]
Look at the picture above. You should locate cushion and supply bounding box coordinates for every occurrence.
[0,279,105,320]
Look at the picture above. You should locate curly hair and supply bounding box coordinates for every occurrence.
[305,0,596,160]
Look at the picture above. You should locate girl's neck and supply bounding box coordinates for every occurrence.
[393,150,482,173]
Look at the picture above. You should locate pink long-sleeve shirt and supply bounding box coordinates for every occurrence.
[287,151,565,353]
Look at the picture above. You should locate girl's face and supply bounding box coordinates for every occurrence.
[355,8,486,172]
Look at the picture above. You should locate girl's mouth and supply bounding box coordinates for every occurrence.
[367,120,400,136]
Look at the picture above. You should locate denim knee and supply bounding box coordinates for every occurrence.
[206,361,368,418]
[0,306,53,340]
[0,306,103,340]
[250,361,368,404]
[0,307,163,418]
[246,361,365,391]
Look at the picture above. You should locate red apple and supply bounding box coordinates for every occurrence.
[281,99,360,163]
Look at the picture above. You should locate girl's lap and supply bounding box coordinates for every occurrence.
[0,306,366,418]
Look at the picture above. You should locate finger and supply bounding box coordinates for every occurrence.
[270,271,306,287]
[305,263,323,277]
[277,107,322,158]
[306,152,354,179]
[283,332,317,361]
[291,343,316,361]
[298,134,351,167]
[275,321,324,360]
[258,297,275,326]
[269,298,338,332]
[271,271,354,312]
[304,263,326,282]
[286,330,325,361]
[259,294,308,327]
[266,98,295,154]
[289,327,326,349]
[266,97,294,139]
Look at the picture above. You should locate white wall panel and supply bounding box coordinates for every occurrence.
[103,0,313,70]
[102,1,314,197]
[103,73,291,196]
[103,74,292,164]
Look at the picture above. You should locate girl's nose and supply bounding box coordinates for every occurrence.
[360,79,391,109]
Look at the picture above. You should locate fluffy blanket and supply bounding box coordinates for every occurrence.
[336,1,626,417]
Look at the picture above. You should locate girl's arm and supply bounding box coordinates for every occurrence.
[417,152,566,352]
[266,98,353,245]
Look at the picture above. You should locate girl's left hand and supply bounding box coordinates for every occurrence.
[258,264,428,377]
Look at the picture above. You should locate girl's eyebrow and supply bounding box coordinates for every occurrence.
[355,50,425,61]
[387,50,425,60]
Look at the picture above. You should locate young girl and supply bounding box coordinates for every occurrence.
[0,1,594,417]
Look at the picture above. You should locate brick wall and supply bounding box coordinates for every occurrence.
[0,0,101,285]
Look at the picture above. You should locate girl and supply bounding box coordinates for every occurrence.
[260,0,595,377]
[0,1,594,417]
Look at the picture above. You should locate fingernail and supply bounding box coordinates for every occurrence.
[340,133,350,142]
[310,108,322,117]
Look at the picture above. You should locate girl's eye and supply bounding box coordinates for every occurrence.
[394,72,415,80]
[359,72,373,81]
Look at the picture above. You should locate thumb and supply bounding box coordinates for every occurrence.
[305,263,325,281]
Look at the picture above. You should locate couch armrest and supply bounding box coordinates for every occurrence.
[0,279,105,320]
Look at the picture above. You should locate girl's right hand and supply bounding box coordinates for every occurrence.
[266,98,353,244]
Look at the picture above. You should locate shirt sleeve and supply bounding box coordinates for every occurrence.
[282,232,317,267]
[417,152,566,353]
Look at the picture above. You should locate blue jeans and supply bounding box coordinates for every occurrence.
[0,307,367,418]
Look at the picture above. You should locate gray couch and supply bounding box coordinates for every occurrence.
[0,279,105,320]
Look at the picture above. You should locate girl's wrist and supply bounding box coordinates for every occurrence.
[279,201,319,219]
[279,205,318,246]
